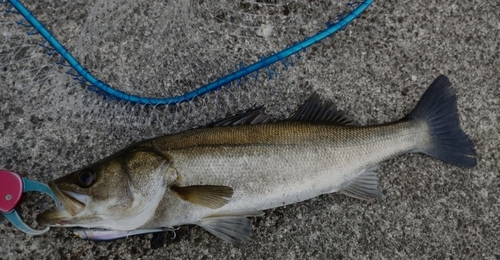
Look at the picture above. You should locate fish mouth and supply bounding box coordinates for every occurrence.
[37,182,89,226]
[49,182,89,216]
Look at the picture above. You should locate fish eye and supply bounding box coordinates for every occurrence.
[77,169,97,188]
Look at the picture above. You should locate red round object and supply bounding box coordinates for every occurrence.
[0,170,23,213]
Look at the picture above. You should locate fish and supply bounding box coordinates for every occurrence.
[37,75,476,246]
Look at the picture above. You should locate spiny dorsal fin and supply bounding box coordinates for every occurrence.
[289,94,355,125]
[207,107,273,127]
[171,185,233,209]
[339,165,383,201]
[199,211,264,247]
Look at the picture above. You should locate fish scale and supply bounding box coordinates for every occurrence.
[37,75,476,245]
[147,121,427,228]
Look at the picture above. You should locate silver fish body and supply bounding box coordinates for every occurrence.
[143,120,427,228]
[38,75,476,245]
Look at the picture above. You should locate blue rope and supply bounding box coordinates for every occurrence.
[7,0,374,105]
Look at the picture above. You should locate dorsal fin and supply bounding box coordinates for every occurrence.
[207,107,273,127]
[207,94,353,127]
[289,94,355,125]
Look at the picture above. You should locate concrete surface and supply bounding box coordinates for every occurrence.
[1,0,499,259]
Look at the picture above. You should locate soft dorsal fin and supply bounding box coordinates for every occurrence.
[339,165,383,200]
[171,185,233,209]
[289,94,355,125]
[207,107,273,127]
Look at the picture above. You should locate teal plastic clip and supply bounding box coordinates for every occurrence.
[0,170,60,235]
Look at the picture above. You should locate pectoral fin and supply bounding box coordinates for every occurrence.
[199,211,264,247]
[339,165,383,201]
[171,185,233,209]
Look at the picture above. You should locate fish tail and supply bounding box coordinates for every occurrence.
[407,75,477,167]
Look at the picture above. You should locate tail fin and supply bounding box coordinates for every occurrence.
[407,75,477,167]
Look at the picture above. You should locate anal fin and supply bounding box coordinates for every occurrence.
[339,165,383,201]
[171,185,233,209]
[199,211,264,247]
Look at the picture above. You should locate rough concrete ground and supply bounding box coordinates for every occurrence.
[0,0,499,259]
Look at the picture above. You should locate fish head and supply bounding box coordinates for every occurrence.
[37,147,172,230]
